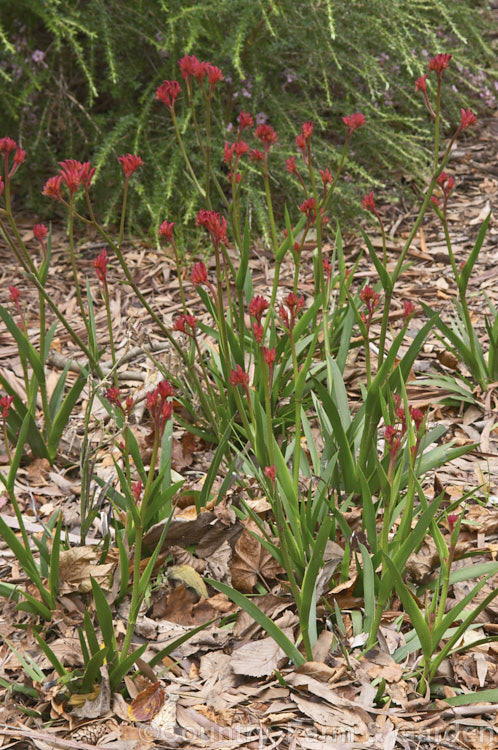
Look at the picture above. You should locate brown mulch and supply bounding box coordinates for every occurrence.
[1,110,498,748]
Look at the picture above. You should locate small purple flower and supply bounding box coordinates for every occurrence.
[241,87,251,98]
[32,50,45,64]
[255,112,268,125]
[226,122,234,132]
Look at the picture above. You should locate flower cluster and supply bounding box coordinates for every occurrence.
[249,295,269,343]
[42,159,96,200]
[196,209,228,246]
[173,314,198,336]
[0,136,26,180]
[93,248,109,285]
[278,292,305,333]
[359,285,380,327]
[118,154,143,179]
[146,380,175,438]
[106,386,134,418]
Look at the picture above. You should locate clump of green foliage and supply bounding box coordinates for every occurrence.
[1,0,496,237]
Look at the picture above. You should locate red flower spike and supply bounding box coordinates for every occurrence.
[162,401,174,421]
[228,364,249,388]
[299,197,316,223]
[249,295,269,323]
[8,146,26,177]
[0,394,14,419]
[238,111,254,132]
[250,149,264,162]
[295,133,306,157]
[173,315,186,332]
[178,54,205,82]
[156,80,181,109]
[264,465,276,483]
[403,300,415,321]
[132,479,142,501]
[428,53,452,76]
[125,395,134,415]
[42,175,63,200]
[409,405,425,432]
[196,209,228,246]
[301,120,313,140]
[323,257,332,280]
[33,224,48,243]
[9,286,20,304]
[191,261,208,286]
[252,321,264,343]
[254,124,278,151]
[93,248,109,284]
[447,513,459,532]
[204,62,223,92]
[319,168,333,184]
[224,141,236,164]
[263,347,276,366]
[184,314,197,330]
[118,154,143,179]
[286,156,298,174]
[158,220,175,240]
[361,191,377,213]
[415,75,428,92]
[0,137,17,154]
[459,108,477,131]
[385,425,401,458]
[79,162,96,189]
[234,141,249,157]
[58,159,84,195]
[0,177,4,197]
[157,380,174,399]
[342,112,366,135]
[430,195,440,207]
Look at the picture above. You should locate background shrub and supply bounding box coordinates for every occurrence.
[1,0,496,239]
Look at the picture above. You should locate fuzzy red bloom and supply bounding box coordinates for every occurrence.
[118,153,143,179]
[204,62,223,91]
[415,74,428,92]
[0,177,4,197]
[430,195,440,207]
[42,175,63,200]
[385,424,401,458]
[254,124,278,151]
[299,197,316,223]
[342,112,366,134]
[106,386,121,405]
[196,209,228,246]
[286,156,298,174]
[132,479,142,501]
[323,257,332,280]
[403,300,415,321]
[93,248,108,284]
[319,168,333,185]
[224,141,236,164]
[0,394,14,419]
[428,53,452,76]
[33,224,48,243]
[238,111,254,132]
[249,295,269,322]
[58,159,84,195]
[235,140,249,156]
[279,293,305,331]
[157,379,174,399]
[156,80,182,109]
[409,405,425,432]
[360,285,380,313]
[301,120,313,141]
[9,286,20,304]
[253,321,264,343]
[264,465,276,483]
[361,191,377,213]
[8,146,26,177]
[447,513,459,532]
[249,149,264,162]
[178,54,205,82]
[263,346,276,366]
[459,107,477,130]
[158,220,175,240]
[295,133,306,156]
[79,162,96,189]
[191,261,208,286]
[0,137,17,155]
[175,314,197,333]
[229,364,249,388]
